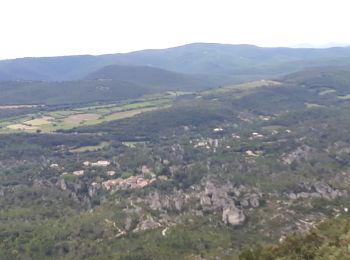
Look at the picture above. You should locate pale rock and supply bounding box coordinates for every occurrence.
[200,195,212,206]
[240,199,249,207]
[297,192,310,199]
[141,165,152,175]
[149,192,162,211]
[60,179,67,191]
[125,217,133,231]
[249,196,260,208]
[288,193,297,200]
[174,197,184,211]
[133,216,161,232]
[222,205,245,225]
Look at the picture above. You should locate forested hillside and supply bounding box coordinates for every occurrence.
[1,66,350,258]
[239,215,350,259]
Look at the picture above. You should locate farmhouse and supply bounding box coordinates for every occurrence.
[246,150,258,157]
[213,127,224,133]
[251,132,264,139]
[49,163,59,168]
[73,170,85,176]
[107,170,116,176]
[93,160,110,167]
[83,160,111,167]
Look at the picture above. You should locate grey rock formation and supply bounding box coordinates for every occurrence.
[282,145,314,165]
[149,192,162,211]
[313,182,332,195]
[309,192,322,198]
[174,194,184,211]
[249,196,260,208]
[204,180,217,195]
[297,192,310,199]
[70,192,80,203]
[161,196,171,210]
[200,195,212,206]
[288,193,297,200]
[125,217,133,231]
[222,204,245,225]
[88,183,100,198]
[133,216,161,232]
[291,181,346,201]
[240,199,250,207]
[60,179,67,191]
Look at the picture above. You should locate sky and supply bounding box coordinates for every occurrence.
[0,0,349,59]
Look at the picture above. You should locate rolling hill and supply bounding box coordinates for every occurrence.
[84,64,212,91]
[0,64,211,105]
[0,80,146,105]
[284,67,350,90]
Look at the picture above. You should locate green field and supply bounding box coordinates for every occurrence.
[202,80,282,98]
[0,95,176,133]
[69,142,110,153]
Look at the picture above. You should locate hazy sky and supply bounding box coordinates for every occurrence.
[0,0,349,58]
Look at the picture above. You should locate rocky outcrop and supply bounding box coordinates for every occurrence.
[133,216,162,233]
[222,204,245,225]
[200,194,212,206]
[282,145,314,165]
[249,195,260,208]
[199,180,262,210]
[149,192,163,211]
[59,179,67,191]
[148,191,186,212]
[88,182,101,198]
[129,179,264,228]
[198,180,253,225]
[287,181,348,200]
[124,217,133,231]
[173,192,185,211]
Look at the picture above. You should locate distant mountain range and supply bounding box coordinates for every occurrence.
[2,43,350,83]
[2,43,350,105]
[293,42,350,48]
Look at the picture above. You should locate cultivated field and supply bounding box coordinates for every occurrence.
[201,80,282,98]
[0,94,179,133]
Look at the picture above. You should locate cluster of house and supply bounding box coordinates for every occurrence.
[57,160,112,177]
[56,157,164,191]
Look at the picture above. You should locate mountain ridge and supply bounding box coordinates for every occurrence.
[2,43,350,82]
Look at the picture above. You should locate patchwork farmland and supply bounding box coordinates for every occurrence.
[0,93,178,133]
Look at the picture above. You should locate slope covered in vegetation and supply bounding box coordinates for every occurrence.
[1,65,350,259]
[239,214,350,259]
